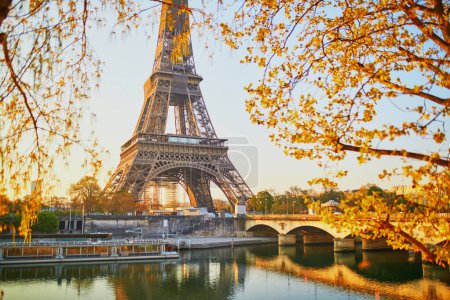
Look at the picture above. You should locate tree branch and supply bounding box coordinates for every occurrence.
[0,0,12,30]
[1,34,40,149]
[381,221,437,263]
[401,3,450,55]
[338,141,449,167]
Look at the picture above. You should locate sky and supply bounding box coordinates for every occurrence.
[52,2,417,199]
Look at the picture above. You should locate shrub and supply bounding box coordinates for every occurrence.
[35,212,59,233]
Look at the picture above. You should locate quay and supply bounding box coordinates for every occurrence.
[171,237,277,249]
[0,239,179,265]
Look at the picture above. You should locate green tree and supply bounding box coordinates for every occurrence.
[272,186,307,214]
[213,199,232,213]
[285,186,307,213]
[318,189,345,204]
[34,211,58,233]
[0,213,21,230]
[249,191,274,214]
[367,185,384,196]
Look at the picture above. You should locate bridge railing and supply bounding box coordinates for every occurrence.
[246,214,322,221]
[246,213,450,221]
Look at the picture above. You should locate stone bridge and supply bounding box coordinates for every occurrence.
[245,214,350,238]
[244,214,449,251]
[244,215,354,249]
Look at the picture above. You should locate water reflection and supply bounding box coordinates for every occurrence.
[0,245,449,300]
[247,244,450,299]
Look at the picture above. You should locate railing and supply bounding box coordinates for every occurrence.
[121,133,227,150]
[0,239,175,248]
[246,214,322,221]
[247,213,450,221]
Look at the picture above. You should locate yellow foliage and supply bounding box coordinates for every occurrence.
[0,0,214,240]
[220,0,450,265]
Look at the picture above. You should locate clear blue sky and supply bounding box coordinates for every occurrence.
[54,4,413,198]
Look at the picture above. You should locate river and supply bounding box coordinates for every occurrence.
[0,244,449,299]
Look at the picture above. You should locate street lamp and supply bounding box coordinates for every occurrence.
[67,201,72,232]
[82,203,85,234]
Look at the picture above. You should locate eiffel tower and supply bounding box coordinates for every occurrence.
[105,0,253,211]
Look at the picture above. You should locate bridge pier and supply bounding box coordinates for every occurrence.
[278,234,297,246]
[303,234,334,245]
[333,238,355,252]
[362,238,391,251]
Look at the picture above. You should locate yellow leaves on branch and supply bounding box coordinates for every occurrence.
[220,0,450,167]
[29,0,45,12]
[2,0,213,240]
[0,0,169,239]
[219,0,450,264]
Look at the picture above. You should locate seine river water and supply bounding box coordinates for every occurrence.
[0,244,449,300]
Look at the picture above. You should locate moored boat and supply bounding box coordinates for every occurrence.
[0,239,179,265]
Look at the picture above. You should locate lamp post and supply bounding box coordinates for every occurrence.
[285,199,288,215]
[82,203,85,234]
[68,203,72,232]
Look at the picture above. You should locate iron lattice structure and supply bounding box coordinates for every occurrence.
[105,0,253,211]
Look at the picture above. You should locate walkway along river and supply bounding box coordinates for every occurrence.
[0,244,449,299]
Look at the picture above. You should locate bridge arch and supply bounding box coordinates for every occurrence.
[246,224,280,237]
[287,225,336,238]
[245,217,351,239]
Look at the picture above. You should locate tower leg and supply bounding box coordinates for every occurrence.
[182,169,214,211]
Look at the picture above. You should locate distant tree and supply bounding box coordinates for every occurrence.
[0,195,21,231]
[34,211,58,233]
[360,184,407,208]
[367,185,385,197]
[286,186,304,196]
[68,176,102,213]
[43,196,67,211]
[0,213,21,231]
[272,194,287,214]
[249,191,274,214]
[318,189,345,204]
[273,188,306,214]
[213,199,232,212]
[101,191,135,215]
[12,213,21,228]
[0,194,9,218]
[285,186,307,213]
[135,202,149,216]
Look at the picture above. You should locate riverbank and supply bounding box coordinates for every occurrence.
[170,237,277,249]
